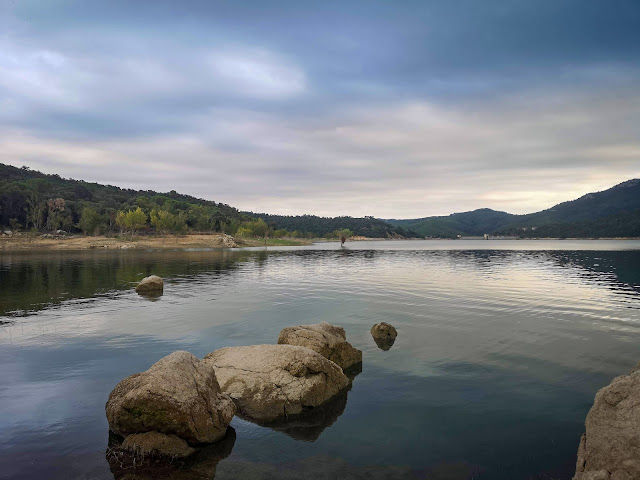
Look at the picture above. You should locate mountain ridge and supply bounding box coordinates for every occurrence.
[386,179,640,238]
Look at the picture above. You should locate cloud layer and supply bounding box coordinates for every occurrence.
[1,0,639,217]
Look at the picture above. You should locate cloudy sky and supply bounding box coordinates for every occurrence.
[1,0,639,218]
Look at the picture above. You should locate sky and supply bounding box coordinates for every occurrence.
[1,0,639,219]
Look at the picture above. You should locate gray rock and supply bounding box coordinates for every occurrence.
[573,362,640,480]
[106,351,236,444]
[277,322,362,370]
[135,275,164,293]
[121,431,195,458]
[204,344,349,422]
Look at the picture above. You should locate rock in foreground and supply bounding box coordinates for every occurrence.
[204,344,349,422]
[371,322,398,351]
[277,322,362,370]
[135,275,164,293]
[573,363,640,480]
[106,351,236,444]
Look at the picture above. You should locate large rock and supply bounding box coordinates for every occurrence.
[277,322,362,370]
[135,275,164,293]
[573,362,640,480]
[106,351,236,444]
[371,322,398,351]
[203,344,349,422]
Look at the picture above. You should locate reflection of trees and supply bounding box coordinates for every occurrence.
[0,250,254,317]
[107,427,236,480]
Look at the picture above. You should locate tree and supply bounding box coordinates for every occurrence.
[77,207,104,235]
[46,198,66,231]
[334,228,353,246]
[116,207,147,237]
[125,207,147,235]
[150,209,188,235]
[115,211,126,234]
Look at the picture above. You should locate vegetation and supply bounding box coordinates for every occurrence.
[388,179,640,238]
[250,213,414,238]
[0,163,410,239]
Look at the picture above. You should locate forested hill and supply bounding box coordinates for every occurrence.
[248,213,414,238]
[0,163,411,238]
[387,179,640,238]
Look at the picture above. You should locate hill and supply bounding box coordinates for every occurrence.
[251,213,414,238]
[0,163,409,238]
[387,179,640,238]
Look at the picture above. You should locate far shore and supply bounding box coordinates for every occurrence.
[1,234,638,252]
[0,233,311,252]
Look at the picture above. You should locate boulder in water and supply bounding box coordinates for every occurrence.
[135,275,164,293]
[277,322,362,370]
[105,351,236,445]
[370,322,397,350]
[203,344,349,422]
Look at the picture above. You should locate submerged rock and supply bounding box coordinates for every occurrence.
[108,427,236,480]
[370,322,397,351]
[277,322,362,370]
[106,351,236,445]
[203,344,349,422]
[135,275,164,293]
[573,362,640,480]
[122,431,195,458]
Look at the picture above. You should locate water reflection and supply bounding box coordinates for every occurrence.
[107,428,236,480]
[373,335,396,351]
[137,290,163,302]
[2,241,640,480]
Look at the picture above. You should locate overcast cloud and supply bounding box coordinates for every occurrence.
[1,0,639,218]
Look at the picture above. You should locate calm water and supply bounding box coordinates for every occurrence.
[2,240,640,479]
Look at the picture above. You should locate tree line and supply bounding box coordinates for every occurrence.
[0,164,410,239]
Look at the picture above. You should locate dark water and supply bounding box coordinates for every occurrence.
[2,240,640,480]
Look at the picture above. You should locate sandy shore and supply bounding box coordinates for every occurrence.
[0,233,245,251]
[0,233,317,251]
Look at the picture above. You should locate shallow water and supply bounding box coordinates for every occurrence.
[2,240,640,479]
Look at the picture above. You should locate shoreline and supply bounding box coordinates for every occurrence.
[0,234,308,252]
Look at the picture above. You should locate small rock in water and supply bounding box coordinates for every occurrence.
[135,275,163,293]
[370,322,397,350]
[277,322,362,370]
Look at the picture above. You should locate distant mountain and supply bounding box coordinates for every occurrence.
[388,208,515,238]
[387,179,640,238]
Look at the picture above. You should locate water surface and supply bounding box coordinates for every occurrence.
[2,240,640,479]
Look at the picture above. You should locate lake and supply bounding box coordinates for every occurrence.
[2,239,640,479]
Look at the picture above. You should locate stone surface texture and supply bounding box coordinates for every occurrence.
[204,344,349,422]
[277,322,362,370]
[121,431,195,458]
[573,362,640,480]
[106,351,236,444]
